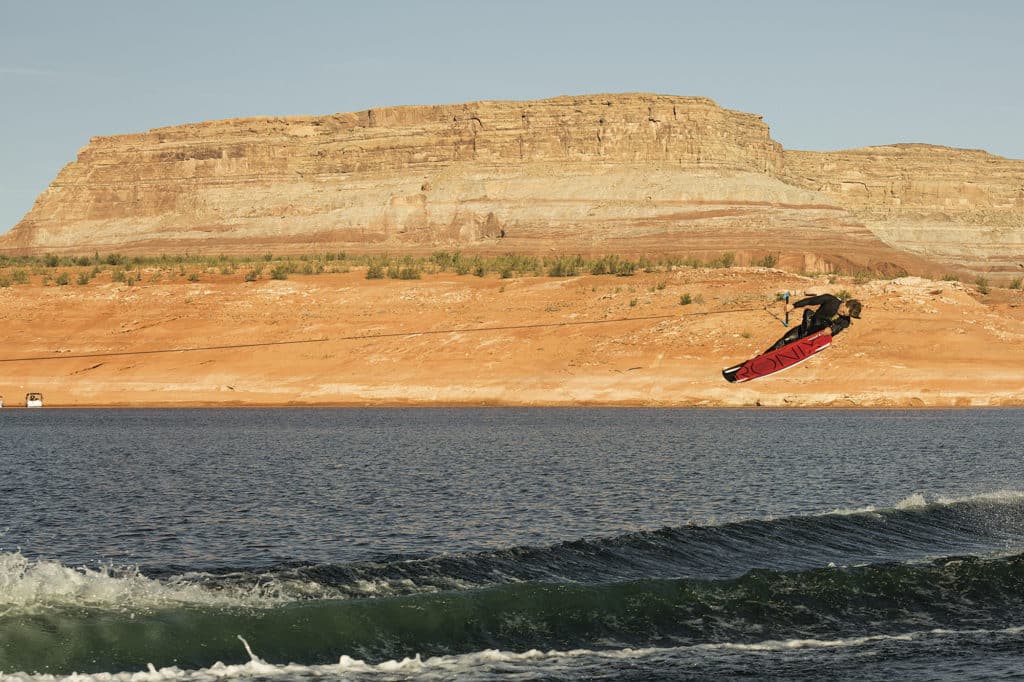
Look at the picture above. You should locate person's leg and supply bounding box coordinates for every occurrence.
[764,309,818,353]
[765,326,803,353]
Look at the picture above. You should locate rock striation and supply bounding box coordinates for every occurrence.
[785,145,1024,276]
[3,93,1021,276]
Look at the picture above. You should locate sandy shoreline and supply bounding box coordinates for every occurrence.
[2,267,1023,409]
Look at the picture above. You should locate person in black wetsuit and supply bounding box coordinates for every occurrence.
[765,294,862,353]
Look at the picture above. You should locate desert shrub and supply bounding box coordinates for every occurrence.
[590,255,635,276]
[837,289,852,300]
[708,252,736,268]
[495,253,541,277]
[388,264,422,280]
[245,265,264,282]
[616,260,638,276]
[270,264,289,280]
[676,255,704,269]
[430,252,469,274]
[942,273,960,282]
[755,253,779,268]
[547,255,585,277]
[77,272,90,285]
[680,293,692,305]
[975,277,990,295]
[56,271,70,285]
[589,256,613,275]
[431,251,461,271]
[0,276,10,288]
[12,269,28,284]
[365,263,386,279]
[590,254,640,276]
[1010,277,1022,290]
[187,272,200,282]
[452,260,470,275]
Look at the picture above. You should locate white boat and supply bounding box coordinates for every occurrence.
[25,392,43,408]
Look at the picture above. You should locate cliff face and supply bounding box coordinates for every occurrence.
[3,94,790,250]
[785,145,1024,276]
[3,93,1020,276]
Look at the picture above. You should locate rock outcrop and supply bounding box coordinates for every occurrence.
[3,93,1021,276]
[785,145,1024,276]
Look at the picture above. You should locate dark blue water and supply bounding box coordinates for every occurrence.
[2,408,1023,680]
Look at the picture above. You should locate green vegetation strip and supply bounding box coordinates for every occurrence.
[0,250,913,288]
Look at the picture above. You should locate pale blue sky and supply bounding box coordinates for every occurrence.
[2,0,1022,233]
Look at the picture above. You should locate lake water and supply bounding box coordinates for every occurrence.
[2,408,1023,680]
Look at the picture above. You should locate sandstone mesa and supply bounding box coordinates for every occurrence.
[4,93,1023,278]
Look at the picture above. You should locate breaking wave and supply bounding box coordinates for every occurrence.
[3,491,1024,676]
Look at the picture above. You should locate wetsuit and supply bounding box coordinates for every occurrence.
[765,294,851,353]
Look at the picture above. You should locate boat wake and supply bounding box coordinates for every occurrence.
[3,491,1024,677]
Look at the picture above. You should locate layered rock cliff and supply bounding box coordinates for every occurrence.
[3,93,1021,276]
[785,145,1024,275]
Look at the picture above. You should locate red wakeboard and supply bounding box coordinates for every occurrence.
[722,330,831,383]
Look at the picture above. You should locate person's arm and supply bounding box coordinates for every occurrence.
[829,317,851,335]
[790,294,840,310]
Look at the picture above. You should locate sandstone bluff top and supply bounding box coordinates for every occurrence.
[4,93,1022,275]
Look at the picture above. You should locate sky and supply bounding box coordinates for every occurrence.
[2,0,1022,233]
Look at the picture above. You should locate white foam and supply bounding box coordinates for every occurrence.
[895,492,930,510]
[824,489,1024,517]
[822,493,929,516]
[0,642,593,682]
[701,633,915,651]
[6,628,1024,682]
[0,552,282,613]
[0,551,488,617]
